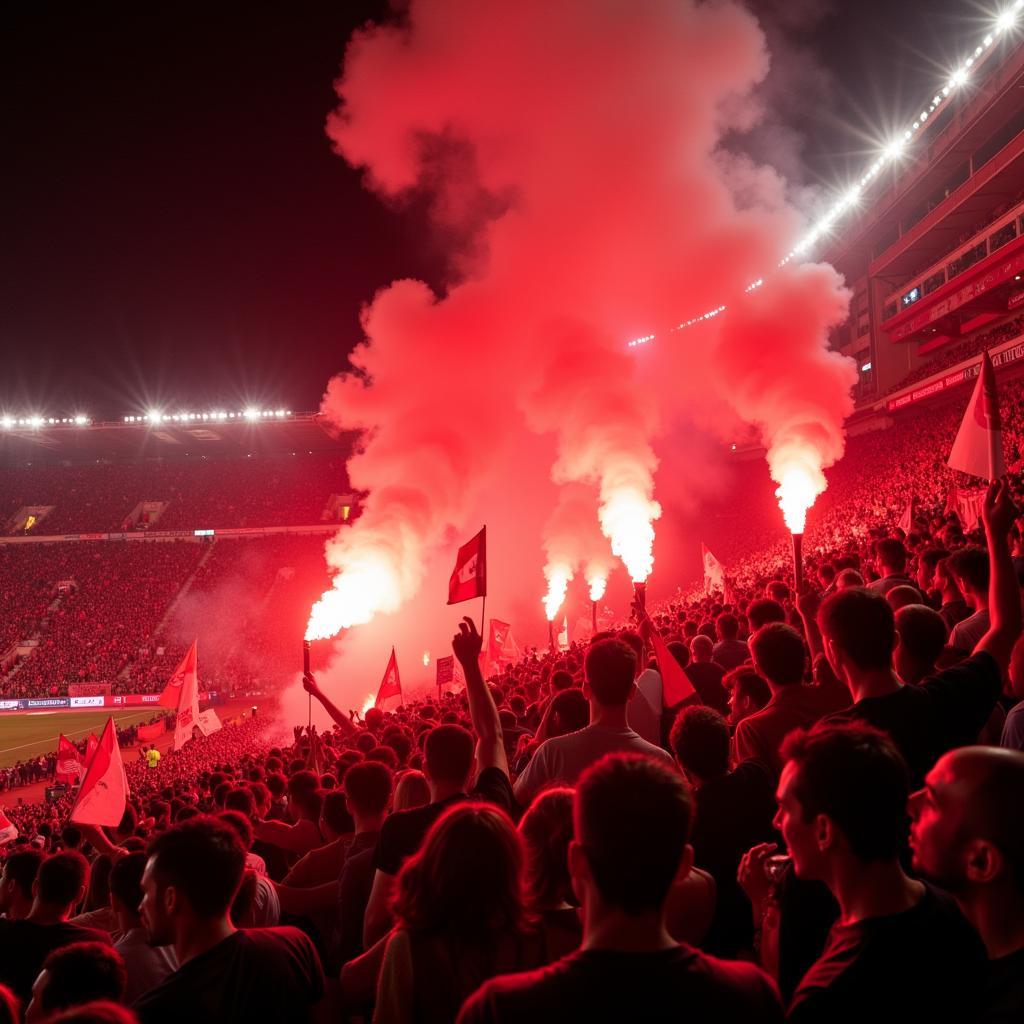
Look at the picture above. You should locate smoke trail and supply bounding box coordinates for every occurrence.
[309,0,854,651]
[713,264,856,532]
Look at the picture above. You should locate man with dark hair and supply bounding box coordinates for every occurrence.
[669,707,775,956]
[0,848,44,921]
[893,604,947,685]
[946,546,991,651]
[713,613,749,671]
[909,746,1024,1021]
[916,547,949,603]
[275,762,394,965]
[459,754,782,1022]
[817,481,1019,786]
[684,635,728,714]
[133,816,323,1023]
[748,600,787,630]
[25,942,126,1023]
[281,790,354,888]
[867,539,918,598]
[934,554,971,632]
[733,624,848,775]
[724,667,771,729]
[513,638,674,808]
[109,853,177,1003]
[772,724,985,1023]
[361,618,513,945]
[0,852,111,1002]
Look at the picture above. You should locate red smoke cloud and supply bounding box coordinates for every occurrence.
[299,0,854,707]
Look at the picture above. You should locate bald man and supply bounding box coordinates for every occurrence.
[909,747,1024,1022]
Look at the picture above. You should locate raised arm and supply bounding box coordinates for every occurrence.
[452,617,508,778]
[795,587,824,661]
[303,673,357,738]
[975,478,1022,672]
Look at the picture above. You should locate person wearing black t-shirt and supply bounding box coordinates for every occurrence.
[133,816,324,1024]
[669,705,776,956]
[806,480,1020,788]
[770,724,985,1024]
[355,616,515,947]
[910,746,1024,1024]
[458,753,782,1024]
[0,851,111,1004]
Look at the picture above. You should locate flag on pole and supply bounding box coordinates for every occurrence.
[486,619,520,674]
[448,527,487,604]
[898,499,913,535]
[70,717,128,827]
[85,733,99,765]
[137,721,164,742]
[701,543,725,596]
[375,648,403,708]
[55,733,83,785]
[0,810,18,846]
[650,629,698,709]
[557,616,569,651]
[159,641,197,708]
[948,350,1006,480]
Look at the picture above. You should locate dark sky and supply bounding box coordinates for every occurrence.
[0,0,1000,419]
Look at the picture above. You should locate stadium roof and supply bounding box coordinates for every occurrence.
[0,413,351,465]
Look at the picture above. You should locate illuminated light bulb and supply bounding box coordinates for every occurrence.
[1,417,12,429]
[74,415,87,426]
[997,9,1018,30]
[244,407,259,420]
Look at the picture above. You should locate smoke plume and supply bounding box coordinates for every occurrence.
[304,0,855,704]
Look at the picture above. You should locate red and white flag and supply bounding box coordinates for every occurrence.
[159,641,197,708]
[71,717,128,828]
[0,810,18,846]
[702,543,725,596]
[650,629,698,709]
[948,350,1005,480]
[557,616,569,651]
[375,648,403,708]
[898,499,913,535]
[55,734,83,785]
[486,619,520,674]
[448,527,487,605]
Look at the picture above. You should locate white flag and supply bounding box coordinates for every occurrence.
[701,543,725,595]
[948,350,1005,480]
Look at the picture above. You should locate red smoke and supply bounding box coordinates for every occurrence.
[298,0,854,709]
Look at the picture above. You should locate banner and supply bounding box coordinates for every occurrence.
[702,543,725,595]
[436,655,455,687]
[160,641,197,708]
[68,683,111,697]
[137,721,165,741]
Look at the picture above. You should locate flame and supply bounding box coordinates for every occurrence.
[305,549,403,641]
[360,693,376,717]
[774,463,824,534]
[422,650,430,667]
[587,574,607,602]
[543,562,573,621]
[599,485,661,582]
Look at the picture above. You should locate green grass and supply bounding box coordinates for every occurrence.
[0,709,163,767]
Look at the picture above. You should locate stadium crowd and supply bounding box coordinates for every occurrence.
[2,371,1024,1020]
[885,315,1024,396]
[0,453,347,536]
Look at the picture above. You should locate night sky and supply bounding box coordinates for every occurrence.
[0,0,996,419]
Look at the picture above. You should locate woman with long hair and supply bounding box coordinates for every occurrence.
[517,787,581,960]
[374,802,538,1023]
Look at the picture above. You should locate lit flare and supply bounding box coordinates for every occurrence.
[543,562,573,621]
